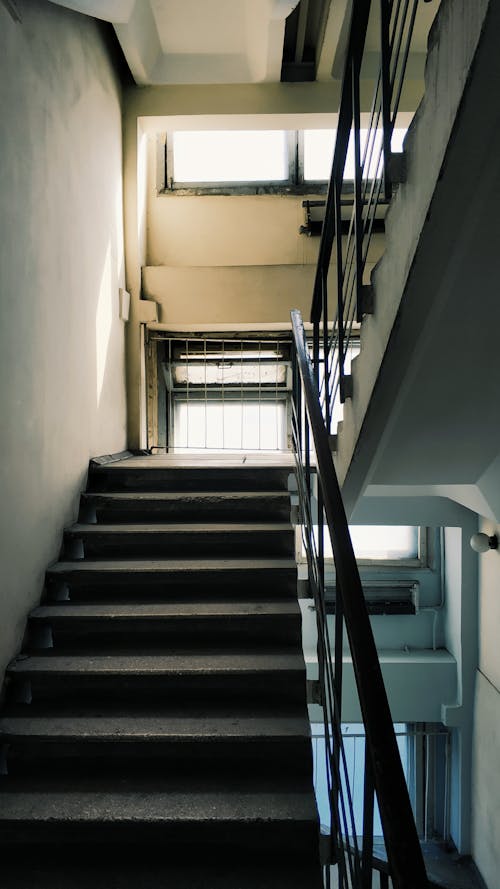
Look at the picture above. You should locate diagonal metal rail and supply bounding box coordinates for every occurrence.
[291,308,429,889]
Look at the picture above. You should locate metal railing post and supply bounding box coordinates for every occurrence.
[352,55,364,324]
[291,309,429,889]
[380,0,393,200]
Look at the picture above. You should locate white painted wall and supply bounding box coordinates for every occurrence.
[0,0,127,682]
[337,0,492,507]
[142,127,383,326]
[472,518,500,889]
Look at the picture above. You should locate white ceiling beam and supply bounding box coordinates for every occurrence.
[114,2,162,84]
[316,0,353,81]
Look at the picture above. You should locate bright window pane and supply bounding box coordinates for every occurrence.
[304,128,407,181]
[303,129,335,180]
[305,525,418,560]
[172,130,289,183]
[312,724,408,835]
[349,525,418,560]
[173,401,286,451]
[345,127,408,179]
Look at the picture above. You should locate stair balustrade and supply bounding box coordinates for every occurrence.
[311,0,434,433]
[291,309,429,889]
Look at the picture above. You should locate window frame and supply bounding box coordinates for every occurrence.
[296,524,428,570]
[162,129,330,196]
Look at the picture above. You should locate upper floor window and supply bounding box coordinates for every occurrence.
[164,128,407,193]
[170,130,291,186]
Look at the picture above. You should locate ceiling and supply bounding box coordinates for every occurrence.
[47,0,308,84]
[46,0,438,87]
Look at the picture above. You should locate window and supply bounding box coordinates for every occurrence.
[165,129,297,191]
[169,130,291,185]
[302,524,422,565]
[312,723,450,841]
[302,127,407,181]
[162,337,292,453]
[350,525,419,562]
[164,128,408,193]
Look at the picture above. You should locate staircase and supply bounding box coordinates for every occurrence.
[0,455,322,888]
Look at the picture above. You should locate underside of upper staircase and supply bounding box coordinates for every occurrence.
[333,0,500,520]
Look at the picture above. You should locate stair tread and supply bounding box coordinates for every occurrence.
[0,713,310,740]
[83,491,290,500]
[67,523,292,533]
[0,785,317,823]
[31,602,300,619]
[49,558,296,572]
[94,457,294,468]
[8,652,305,675]
[2,702,304,718]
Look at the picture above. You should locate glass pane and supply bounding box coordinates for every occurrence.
[304,525,418,560]
[173,363,287,387]
[173,400,286,451]
[345,127,408,179]
[349,525,419,560]
[172,130,289,183]
[312,723,408,837]
[303,129,335,181]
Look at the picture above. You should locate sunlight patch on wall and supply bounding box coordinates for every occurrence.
[96,242,113,403]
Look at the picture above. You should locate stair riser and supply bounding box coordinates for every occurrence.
[7,674,307,707]
[63,531,295,560]
[89,467,292,493]
[0,860,324,889]
[80,496,292,525]
[28,617,302,651]
[45,570,298,602]
[0,820,318,857]
[4,739,313,778]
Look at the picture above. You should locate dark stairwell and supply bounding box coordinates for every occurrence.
[0,455,322,888]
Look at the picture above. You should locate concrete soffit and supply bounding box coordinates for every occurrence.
[47,0,302,85]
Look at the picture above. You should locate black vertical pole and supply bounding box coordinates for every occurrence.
[352,56,364,324]
[362,742,375,889]
[322,269,331,432]
[335,179,346,403]
[380,0,393,200]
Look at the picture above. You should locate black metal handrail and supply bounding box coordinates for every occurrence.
[310,0,432,431]
[291,309,428,889]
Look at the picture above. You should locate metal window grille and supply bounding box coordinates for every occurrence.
[161,337,293,452]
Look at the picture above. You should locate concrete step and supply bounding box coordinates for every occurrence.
[28,601,302,650]
[0,457,319,881]
[63,523,294,560]
[0,858,324,889]
[45,558,297,602]
[0,711,313,776]
[80,490,292,524]
[6,651,307,706]
[89,464,292,493]
[0,776,319,856]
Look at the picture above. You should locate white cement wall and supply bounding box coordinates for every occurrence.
[0,0,127,682]
[142,264,316,325]
[472,518,500,889]
[336,0,491,497]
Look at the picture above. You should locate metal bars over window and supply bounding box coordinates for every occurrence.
[161,337,292,452]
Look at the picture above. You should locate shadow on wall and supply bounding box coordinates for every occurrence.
[0,1,127,681]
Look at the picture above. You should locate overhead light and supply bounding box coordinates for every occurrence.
[470,533,498,553]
